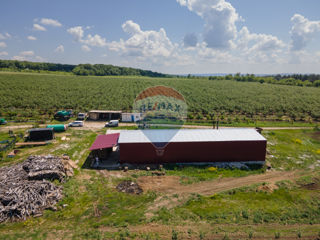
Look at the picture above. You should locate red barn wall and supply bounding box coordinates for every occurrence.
[119,140,266,164]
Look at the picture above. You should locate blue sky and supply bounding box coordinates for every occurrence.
[1,0,320,74]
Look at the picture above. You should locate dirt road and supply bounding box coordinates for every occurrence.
[138,170,299,196]
[0,121,313,132]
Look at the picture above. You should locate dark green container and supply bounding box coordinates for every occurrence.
[46,124,66,132]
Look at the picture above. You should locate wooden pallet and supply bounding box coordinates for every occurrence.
[15,142,47,147]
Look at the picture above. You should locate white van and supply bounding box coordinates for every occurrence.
[105,120,119,127]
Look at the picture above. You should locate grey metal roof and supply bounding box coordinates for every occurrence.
[89,110,122,113]
[118,128,266,144]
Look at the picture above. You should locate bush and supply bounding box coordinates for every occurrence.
[171,229,178,240]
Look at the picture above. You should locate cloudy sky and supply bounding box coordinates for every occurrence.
[1,0,320,74]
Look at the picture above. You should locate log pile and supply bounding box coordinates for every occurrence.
[0,155,75,223]
[22,155,66,182]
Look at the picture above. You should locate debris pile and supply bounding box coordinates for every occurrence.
[23,155,66,181]
[0,155,76,223]
[116,180,143,195]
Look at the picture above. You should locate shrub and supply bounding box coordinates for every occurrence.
[207,167,217,172]
[292,138,302,144]
[242,210,249,219]
[172,229,178,240]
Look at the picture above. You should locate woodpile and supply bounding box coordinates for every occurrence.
[0,155,75,223]
[22,155,66,182]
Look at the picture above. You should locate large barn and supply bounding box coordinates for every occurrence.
[118,129,267,164]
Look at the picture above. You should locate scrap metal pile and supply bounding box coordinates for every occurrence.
[0,155,73,223]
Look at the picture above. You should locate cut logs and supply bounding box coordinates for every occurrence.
[0,155,76,223]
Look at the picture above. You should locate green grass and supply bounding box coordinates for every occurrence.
[164,165,265,184]
[0,171,157,239]
[151,182,320,225]
[264,129,320,170]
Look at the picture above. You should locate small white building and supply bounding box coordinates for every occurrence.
[121,113,142,122]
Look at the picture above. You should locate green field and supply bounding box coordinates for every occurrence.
[0,72,319,124]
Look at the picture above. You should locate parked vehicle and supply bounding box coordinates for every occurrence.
[68,121,84,127]
[105,120,119,127]
[77,113,87,120]
[0,118,7,125]
[54,110,72,121]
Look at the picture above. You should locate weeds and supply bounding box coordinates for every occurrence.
[171,229,178,240]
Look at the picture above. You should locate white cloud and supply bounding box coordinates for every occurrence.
[0,32,11,40]
[12,50,44,62]
[12,56,27,61]
[33,23,46,31]
[83,34,107,47]
[183,33,197,47]
[0,51,8,56]
[27,35,37,41]
[177,0,239,49]
[0,42,7,48]
[35,56,45,62]
[40,18,62,27]
[67,26,109,47]
[54,45,64,53]
[81,45,91,52]
[67,26,84,42]
[109,20,175,58]
[290,14,320,51]
[238,27,285,52]
[20,51,35,56]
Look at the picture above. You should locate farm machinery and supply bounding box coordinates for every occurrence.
[0,118,7,125]
[54,110,72,121]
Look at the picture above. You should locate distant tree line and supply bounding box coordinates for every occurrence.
[208,73,320,87]
[0,59,74,72]
[0,59,171,78]
[72,64,170,77]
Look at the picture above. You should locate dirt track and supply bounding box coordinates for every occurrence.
[138,170,299,196]
[0,121,314,132]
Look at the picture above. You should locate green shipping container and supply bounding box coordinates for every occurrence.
[46,124,66,132]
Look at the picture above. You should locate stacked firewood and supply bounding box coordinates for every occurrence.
[0,155,71,223]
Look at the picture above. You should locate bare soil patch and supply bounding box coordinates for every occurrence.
[137,171,298,196]
[309,131,320,141]
[300,177,320,190]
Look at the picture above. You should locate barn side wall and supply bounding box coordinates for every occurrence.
[119,140,266,164]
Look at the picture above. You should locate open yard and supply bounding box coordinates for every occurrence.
[0,125,319,239]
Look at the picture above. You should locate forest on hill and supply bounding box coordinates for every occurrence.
[0,59,171,78]
[1,59,320,88]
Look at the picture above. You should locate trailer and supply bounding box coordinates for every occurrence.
[46,124,67,132]
[27,128,54,141]
[121,113,142,122]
